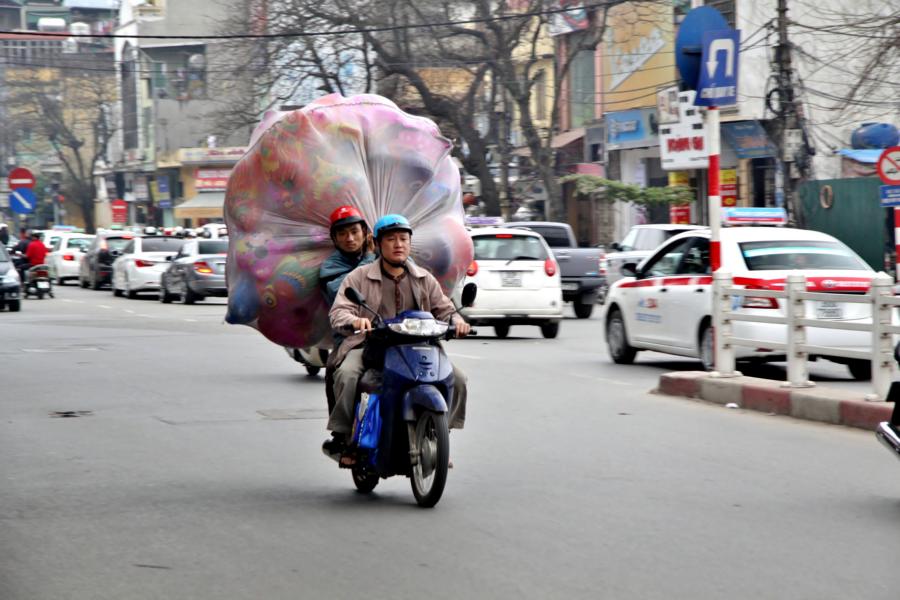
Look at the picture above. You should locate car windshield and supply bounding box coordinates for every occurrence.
[141,237,187,252]
[473,234,549,261]
[67,238,92,251]
[739,240,870,271]
[106,237,133,251]
[198,240,228,254]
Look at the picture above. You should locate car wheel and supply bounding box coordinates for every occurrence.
[55,272,65,286]
[847,359,872,381]
[126,281,138,299]
[80,275,88,288]
[8,299,20,312]
[573,302,594,319]
[606,308,637,364]
[180,286,197,305]
[113,286,123,297]
[494,324,510,339]
[540,322,560,339]
[699,323,715,371]
[91,270,101,290]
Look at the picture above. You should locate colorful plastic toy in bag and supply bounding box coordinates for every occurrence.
[224,94,473,348]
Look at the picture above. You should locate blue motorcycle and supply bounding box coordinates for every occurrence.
[325,284,476,508]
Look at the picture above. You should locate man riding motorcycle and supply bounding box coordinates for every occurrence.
[323,214,470,462]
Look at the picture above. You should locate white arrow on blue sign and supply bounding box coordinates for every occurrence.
[695,29,741,107]
[9,187,37,214]
[880,185,900,207]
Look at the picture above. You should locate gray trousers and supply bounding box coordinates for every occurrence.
[328,347,467,434]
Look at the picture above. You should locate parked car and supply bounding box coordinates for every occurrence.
[602,226,878,379]
[503,221,605,318]
[159,239,228,304]
[605,224,705,287]
[47,233,94,285]
[457,227,563,338]
[80,231,136,289]
[111,235,187,298]
[0,243,21,312]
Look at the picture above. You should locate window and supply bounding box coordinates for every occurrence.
[634,229,666,251]
[517,226,570,248]
[107,237,133,252]
[473,235,549,261]
[739,240,869,271]
[567,32,595,129]
[681,239,710,275]
[67,238,91,251]
[642,239,694,278]
[141,237,187,253]
[198,240,228,254]
[535,70,547,121]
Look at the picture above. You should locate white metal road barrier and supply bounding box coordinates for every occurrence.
[712,271,900,400]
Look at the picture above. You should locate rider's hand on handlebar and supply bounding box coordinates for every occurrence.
[354,317,374,333]
[454,321,471,338]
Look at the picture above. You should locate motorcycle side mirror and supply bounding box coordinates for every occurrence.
[610,242,622,251]
[165,255,173,262]
[461,282,477,307]
[345,287,365,306]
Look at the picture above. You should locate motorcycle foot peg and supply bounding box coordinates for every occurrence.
[321,446,342,464]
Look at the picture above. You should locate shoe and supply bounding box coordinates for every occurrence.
[322,433,346,458]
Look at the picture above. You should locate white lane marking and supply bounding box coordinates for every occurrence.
[62,299,73,303]
[565,372,633,387]
[136,314,156,318]
[98,305,111,309]
[124,309,135,314]
[183,318,198,322]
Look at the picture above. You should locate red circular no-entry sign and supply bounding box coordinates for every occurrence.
[8,167,35,190]
[877,146,900,185]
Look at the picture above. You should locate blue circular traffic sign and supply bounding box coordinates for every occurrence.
[9,187,37,214]
[675,6,729,91]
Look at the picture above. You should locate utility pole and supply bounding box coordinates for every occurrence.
[773,0,811,227]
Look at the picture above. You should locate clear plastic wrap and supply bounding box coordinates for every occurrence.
[224,94,473,348]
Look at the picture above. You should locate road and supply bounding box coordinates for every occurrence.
[2,285,900,599]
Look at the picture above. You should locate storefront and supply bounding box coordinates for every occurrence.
[172,146,245,226]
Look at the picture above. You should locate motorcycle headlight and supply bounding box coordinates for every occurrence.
[388,318,449,337]
[2,270,19,284]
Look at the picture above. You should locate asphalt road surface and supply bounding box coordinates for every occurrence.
[2,285,900,599]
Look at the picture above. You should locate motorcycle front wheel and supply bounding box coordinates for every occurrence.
[410,410,449,508]
[351,466,379,494]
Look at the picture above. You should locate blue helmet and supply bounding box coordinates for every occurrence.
[373,214,413,240]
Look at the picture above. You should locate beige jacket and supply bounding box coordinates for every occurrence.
[329,259,462,366]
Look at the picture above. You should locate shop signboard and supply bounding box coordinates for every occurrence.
[721,169,737,206]
[548,1,589,36]
[111,199,128,224]
[605,108,658,151]
[196,168,232,191]
[133,176,149,201]
[659,90,709,171]
[180,147,246,165]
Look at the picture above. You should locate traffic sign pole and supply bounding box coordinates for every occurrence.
[894,208,900,282]
[708,107,721,271]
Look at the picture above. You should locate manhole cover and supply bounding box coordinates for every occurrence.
[49,411,93,418]
[257,409,327,420]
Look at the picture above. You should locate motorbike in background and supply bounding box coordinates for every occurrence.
[876,343,900,462]
[23,264,54,299]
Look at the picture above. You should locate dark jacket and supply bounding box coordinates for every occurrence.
[319,249,376,307]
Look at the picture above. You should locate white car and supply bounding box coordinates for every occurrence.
[47,233,94,285]
[111,236,188,298]
[605,224,706,287]
[602,226,879,380]
[458,227,563,338]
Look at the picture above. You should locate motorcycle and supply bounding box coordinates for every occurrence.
[285,345,329,377]
[323,283,476,508]
[13,253,54,299]
[876,343,900,462]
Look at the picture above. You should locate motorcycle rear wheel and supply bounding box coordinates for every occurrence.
[351,466,379,493]
[410,411,449,508]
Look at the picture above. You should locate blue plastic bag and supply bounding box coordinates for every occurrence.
[352,393,382,450]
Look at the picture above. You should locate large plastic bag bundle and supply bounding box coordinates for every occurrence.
[224,94,473,349]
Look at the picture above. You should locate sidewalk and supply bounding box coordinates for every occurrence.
[657,371,893,431]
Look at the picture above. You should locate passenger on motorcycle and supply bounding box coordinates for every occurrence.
[324,214,470,460]
[25,231,48,267]
[319,205,375,308]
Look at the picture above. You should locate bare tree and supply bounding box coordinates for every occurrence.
[5,59,117,233]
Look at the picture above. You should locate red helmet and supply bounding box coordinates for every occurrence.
[329,205,366,234]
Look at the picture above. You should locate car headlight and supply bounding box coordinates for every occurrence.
[2,270,20,284]
[388,318,449,337]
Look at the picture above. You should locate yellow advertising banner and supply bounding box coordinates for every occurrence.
[668,171,690,187]
[603,2,676,112]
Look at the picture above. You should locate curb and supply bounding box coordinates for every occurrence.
[657,371,893,431]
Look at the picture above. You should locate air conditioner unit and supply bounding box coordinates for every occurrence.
[37,17,67,32]
[69,22,90,36]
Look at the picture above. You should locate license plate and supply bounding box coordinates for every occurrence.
[501,272,522,287]
[37,281,49,289]
[816,301,843,320]
[561,282,578,291]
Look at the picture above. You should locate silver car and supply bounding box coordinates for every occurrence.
[159,239,228,304]
[605,224,705,286]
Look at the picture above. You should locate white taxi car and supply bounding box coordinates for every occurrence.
[458,227,563,338]
[111,235,187,298]
[47,233,94,285]
[602,224,878,379]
